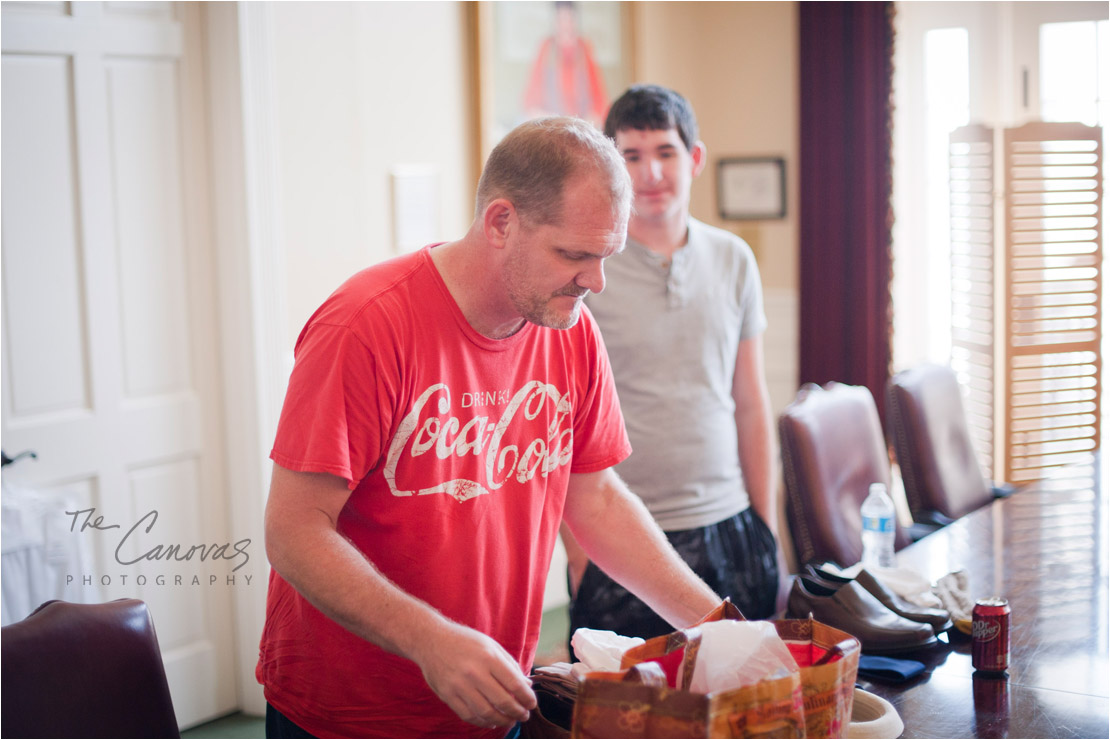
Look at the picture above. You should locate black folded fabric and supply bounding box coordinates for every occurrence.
[857,654,926,682]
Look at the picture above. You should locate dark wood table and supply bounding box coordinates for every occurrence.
[857,454,1109,738]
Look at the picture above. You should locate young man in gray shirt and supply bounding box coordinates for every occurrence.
[562,85,785,643]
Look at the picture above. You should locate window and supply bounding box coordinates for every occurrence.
[893,2,1107,481]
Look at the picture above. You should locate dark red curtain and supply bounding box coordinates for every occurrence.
[798,2,895,418]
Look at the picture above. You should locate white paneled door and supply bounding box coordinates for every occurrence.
[2,2,239,728]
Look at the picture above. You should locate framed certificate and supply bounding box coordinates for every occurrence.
[717,157,786,220]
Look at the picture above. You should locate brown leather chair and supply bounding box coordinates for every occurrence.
[887,363,1004,522]
[779,382,912,568]
[1,599,179,738]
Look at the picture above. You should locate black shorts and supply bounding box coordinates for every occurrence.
[566,508,779,656]
[266,703,315,739]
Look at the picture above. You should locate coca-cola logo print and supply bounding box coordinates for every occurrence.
[384,381,574,502]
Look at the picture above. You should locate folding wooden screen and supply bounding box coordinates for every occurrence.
[949,124,997,481]
[950,122,1103,484]
[1004,123,1102,484]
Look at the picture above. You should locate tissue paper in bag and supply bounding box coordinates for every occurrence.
[689,621,799,693]
[570,628,645,672]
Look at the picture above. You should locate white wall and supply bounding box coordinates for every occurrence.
[270,1,476,347]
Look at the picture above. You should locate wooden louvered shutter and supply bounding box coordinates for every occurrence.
[1004,122,1102,484]
[949,124,997,481]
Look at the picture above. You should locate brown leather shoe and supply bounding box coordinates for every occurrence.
[787,576,937,654]
[805,565,953,634]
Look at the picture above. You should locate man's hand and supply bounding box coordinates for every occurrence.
[265,464,536,729]
[412,621,537,729]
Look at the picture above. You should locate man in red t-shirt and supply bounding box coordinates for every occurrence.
[258,117,721,739]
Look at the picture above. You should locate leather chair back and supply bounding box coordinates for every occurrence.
[779,382,911,567]
[887,363,993,520]
[1,598,179,738]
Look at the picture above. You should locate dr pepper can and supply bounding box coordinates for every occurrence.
[972,597,1011,674]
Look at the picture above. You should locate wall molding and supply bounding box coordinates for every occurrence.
[203,1,288,715]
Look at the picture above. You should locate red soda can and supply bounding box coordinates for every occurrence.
[972,597,1011,674]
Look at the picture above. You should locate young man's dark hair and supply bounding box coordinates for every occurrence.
[603,84,699,152]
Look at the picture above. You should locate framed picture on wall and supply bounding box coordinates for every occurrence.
[474,1,635,160]
[717,157,787,220]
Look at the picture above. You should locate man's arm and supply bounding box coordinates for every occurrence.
[561,467,721,628]
[264,463,536,730]
[732,335,776,531]
[559,521,589,598]
[732,334,790,610]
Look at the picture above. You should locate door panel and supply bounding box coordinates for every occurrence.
[2,55,91,415]
[108,57,193,396]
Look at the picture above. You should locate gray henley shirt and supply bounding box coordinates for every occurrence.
[585,217,767,531]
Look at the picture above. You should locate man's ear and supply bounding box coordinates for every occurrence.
[690,140,708,178]
[482,199,516,248]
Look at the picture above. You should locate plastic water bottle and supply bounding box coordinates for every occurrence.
[860,482,896,569]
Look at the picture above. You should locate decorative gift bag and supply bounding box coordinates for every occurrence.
[571,656,804,739]
[668,601,861,739]
[571,600,860,739]
[572,604,807,738]
[771,619,860,739]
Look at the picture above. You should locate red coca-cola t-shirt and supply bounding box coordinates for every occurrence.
[258,246,631,738]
